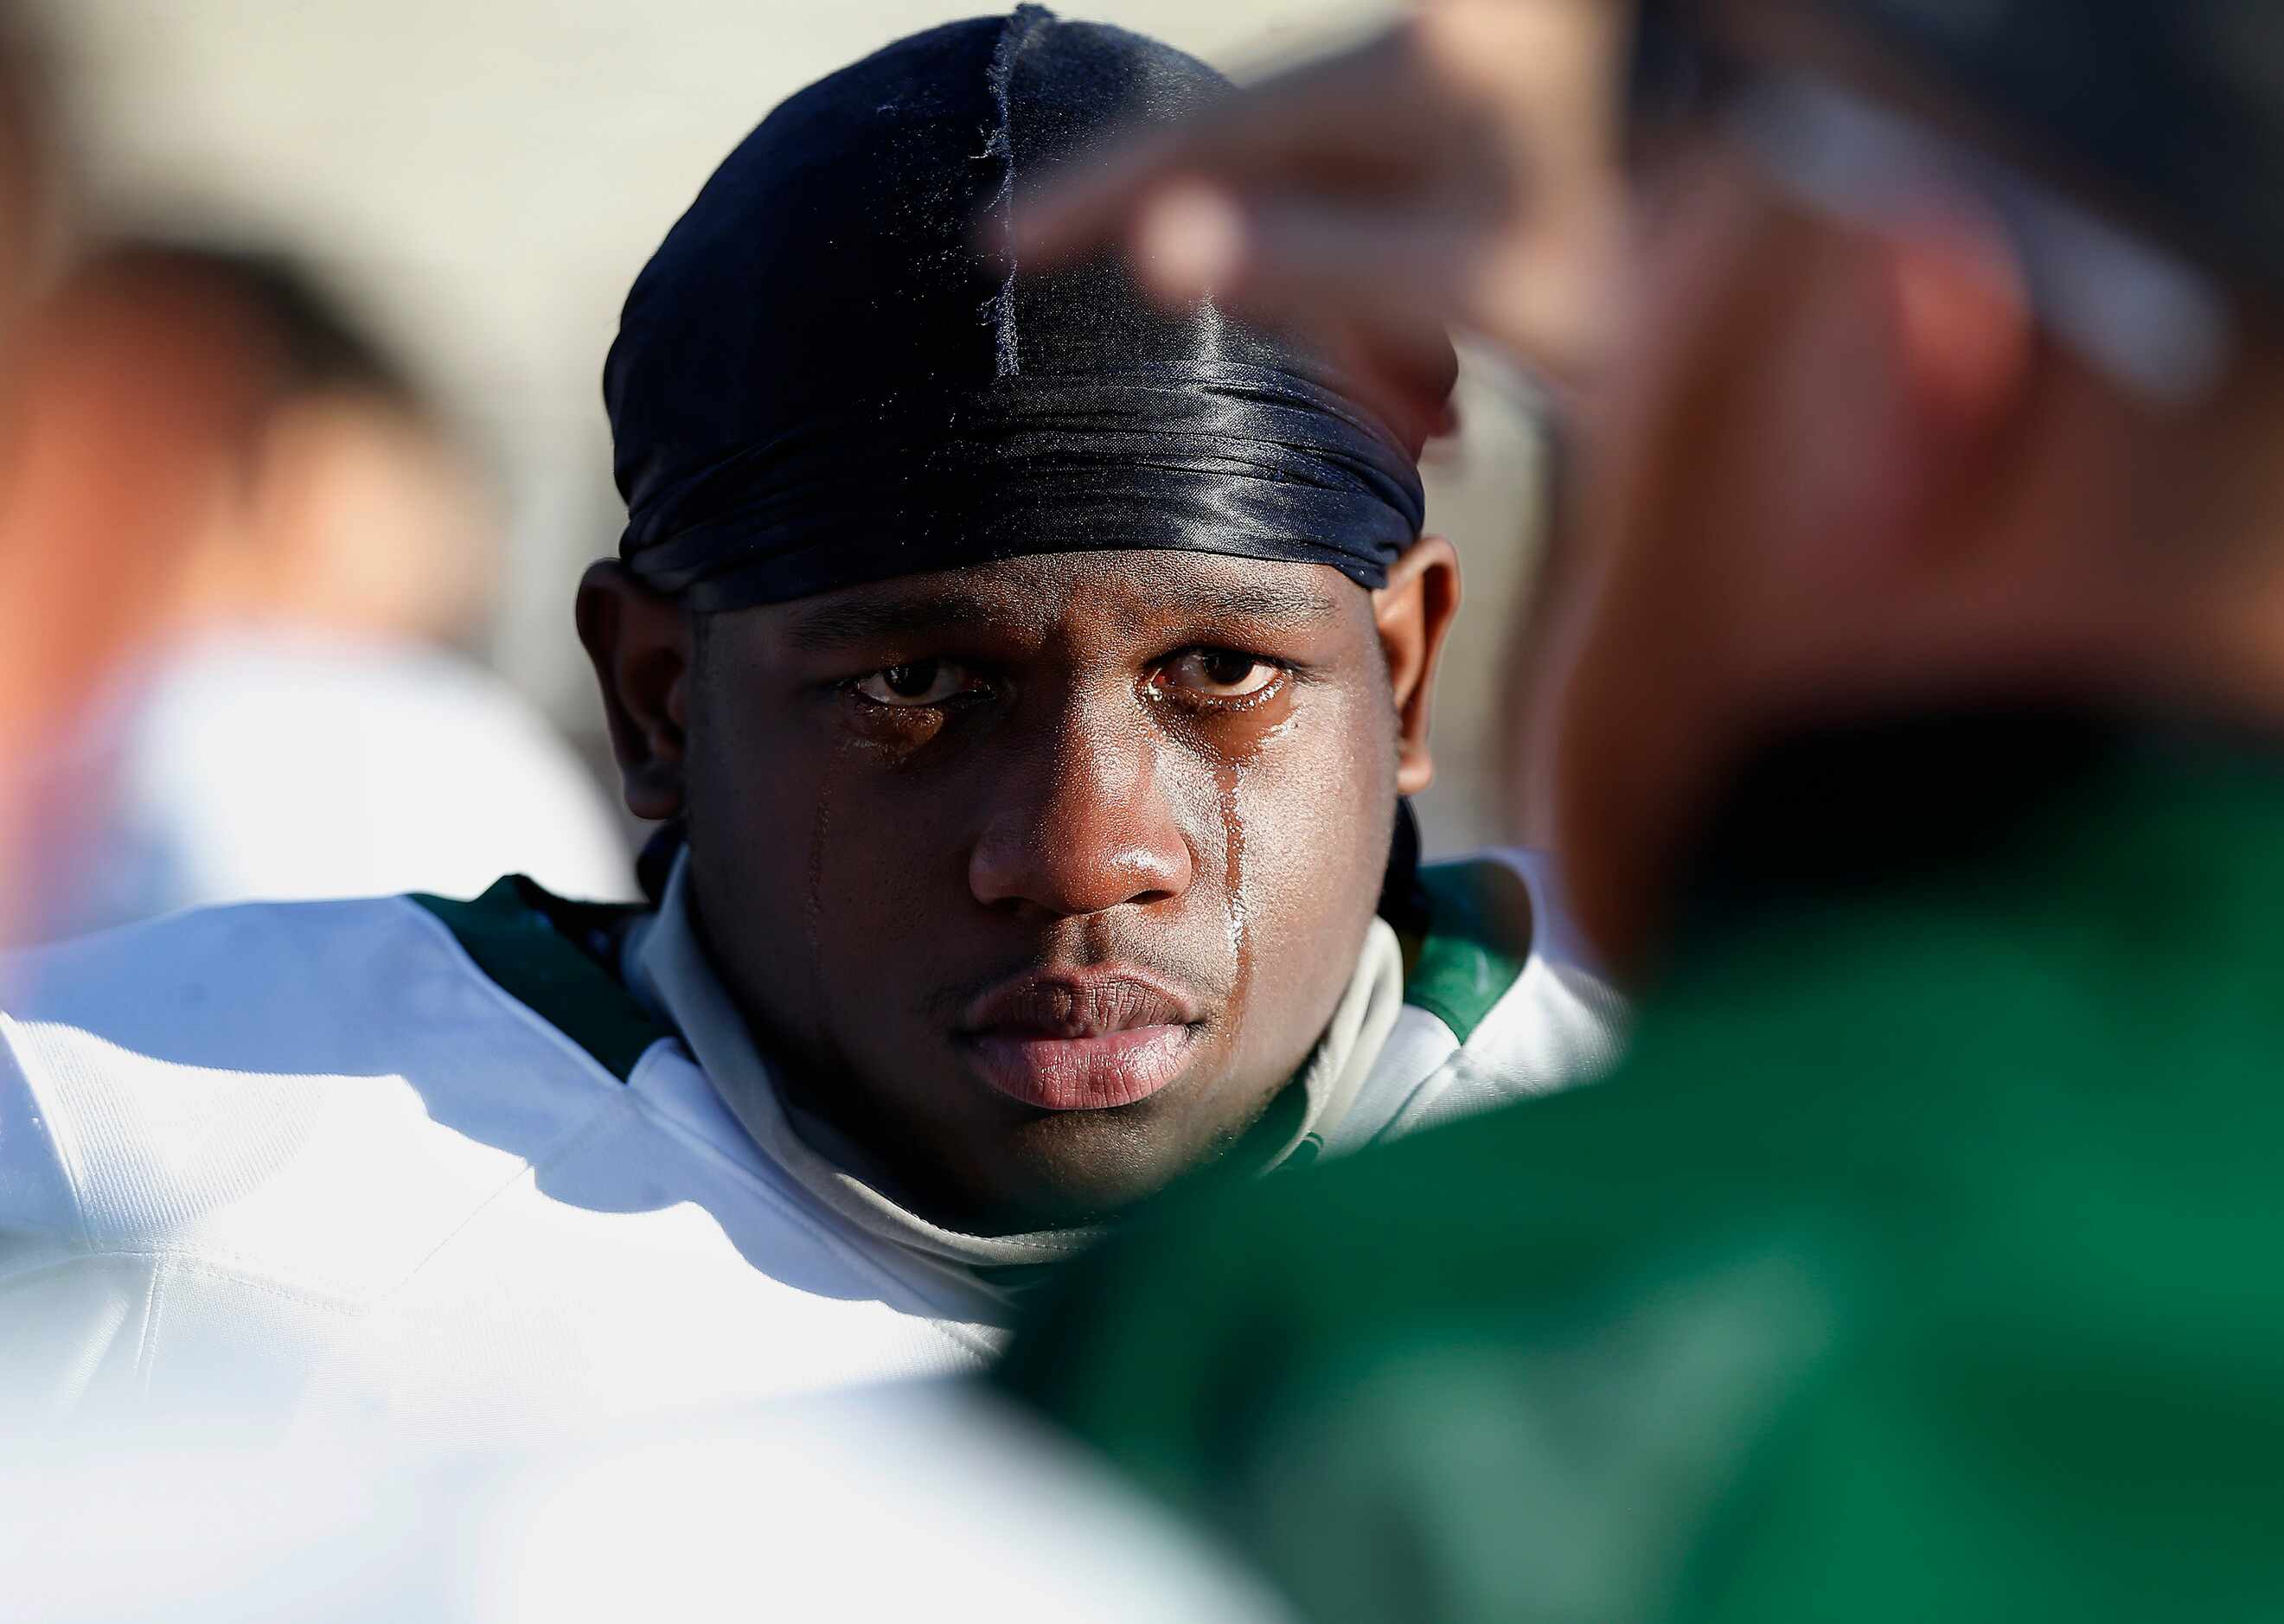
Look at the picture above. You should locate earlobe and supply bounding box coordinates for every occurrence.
[1372,534,1462,796]
[1884,211,2031,502]
[575,559,692,822]
[1794,218,2030,586]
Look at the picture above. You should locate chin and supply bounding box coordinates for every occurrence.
[960,1107,1198,1231]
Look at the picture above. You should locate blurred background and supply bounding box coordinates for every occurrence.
[41,0,1548,862]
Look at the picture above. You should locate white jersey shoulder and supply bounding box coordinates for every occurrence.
[0,860,1625,1442]
[1336,848,1627,1159]
[0,886,993,1446]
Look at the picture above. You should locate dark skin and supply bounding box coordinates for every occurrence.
[579,542,1459,1232]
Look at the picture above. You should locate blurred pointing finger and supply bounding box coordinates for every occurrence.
[1012,22,1439,269]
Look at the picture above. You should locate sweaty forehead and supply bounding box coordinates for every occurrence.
[759,550,1366,655]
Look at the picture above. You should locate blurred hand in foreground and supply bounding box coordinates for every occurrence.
[1012,0,1627,432]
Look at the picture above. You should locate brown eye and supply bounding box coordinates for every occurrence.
[854,659,973,707]
[1158,649,1283,701]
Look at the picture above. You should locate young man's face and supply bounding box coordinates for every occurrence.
[615,547,1443,1231]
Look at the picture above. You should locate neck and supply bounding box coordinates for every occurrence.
[1556,539,2284,987]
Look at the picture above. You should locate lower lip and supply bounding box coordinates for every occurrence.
[963,1024,1199,1111]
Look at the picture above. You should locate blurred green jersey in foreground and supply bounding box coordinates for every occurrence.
[1001,715,2284,1623]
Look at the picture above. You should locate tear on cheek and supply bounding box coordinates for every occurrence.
[1215,762,1253,1014]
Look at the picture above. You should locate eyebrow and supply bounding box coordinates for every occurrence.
[778,571,1352,651]
[781,593,1002,652]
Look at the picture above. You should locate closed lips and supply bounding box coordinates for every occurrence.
[962,973,1200,1039]
[959,973,1206,1110]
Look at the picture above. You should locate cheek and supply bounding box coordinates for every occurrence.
[684,715,820,952]
[1248,677,1398,853]
[685,699,935,982]
[811,770,972,906]
[1221,691,1398,1055]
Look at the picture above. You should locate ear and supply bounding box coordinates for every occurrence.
[1868,208,2031,553]
[1768,207,2030,590]
[1371,534,1462,796]
[575,559,691,822]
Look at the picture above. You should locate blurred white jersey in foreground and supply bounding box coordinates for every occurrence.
[6,1385,1294,1624]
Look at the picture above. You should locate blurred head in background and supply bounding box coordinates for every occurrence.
[46,240,499,651]
[1000,0,2284,975]
[0,2,55,314]
[1550,0,2284,974]
[0,1,88,943]
[17,236,630,937]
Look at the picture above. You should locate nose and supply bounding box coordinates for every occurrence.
[968,703,1195,918]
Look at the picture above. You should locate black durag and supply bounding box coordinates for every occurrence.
[605,6,1449,610]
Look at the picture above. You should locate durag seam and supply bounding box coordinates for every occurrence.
[981,4,1052,378]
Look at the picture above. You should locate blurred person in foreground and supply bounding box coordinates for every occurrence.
[0,11,1618,1441]
[26,240,633,938]
[998,0,2284,1617]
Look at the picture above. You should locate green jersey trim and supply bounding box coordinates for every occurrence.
[413,860,1530,1080]
[412,877,669,1084]
[1403,858,1533,1043]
